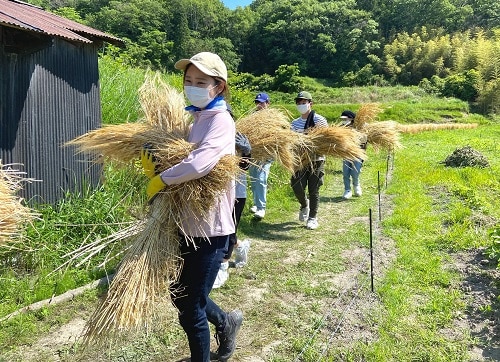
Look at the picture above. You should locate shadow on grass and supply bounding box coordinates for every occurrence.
[321,195,347,203]
[239,218,302,242]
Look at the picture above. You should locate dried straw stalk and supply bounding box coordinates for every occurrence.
[66,73,190,166]
[55,220,144,273]
[363,121,403,152]
[83,201,180,339]
[235,107,305,173]
[295,126,367,170]
[0,162,38,245]
[73,73,240,342]
[354,103,383,129]
[396,122,478,134]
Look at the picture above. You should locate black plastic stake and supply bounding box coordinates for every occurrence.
[369,208,374,293]
[385,152,390,189]
[377,171,382,221]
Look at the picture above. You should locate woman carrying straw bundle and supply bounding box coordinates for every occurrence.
[340,110,368,199]
[290,91,328,230]
[248,92,273,220]
[143,52,242,362]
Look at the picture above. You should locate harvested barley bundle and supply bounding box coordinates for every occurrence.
[0,162,38,245]
[364,121,403,152]
[83,198,179,339]
[296,126,367,171]
[66,74,190,166]
[83,157,238,342]
[353,103,383,129]
[235,107,304,173]
[138,72,191,137]
[66,122,152,164]
[397,123,478,134]
[155,154,240,227]
[73,74,240,342]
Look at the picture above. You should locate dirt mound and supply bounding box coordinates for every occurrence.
[442,146,489,168]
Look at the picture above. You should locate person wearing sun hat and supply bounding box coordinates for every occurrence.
[248,92,272,220]
[142,51,243,361]
[340,110,367,199]
[290,91,328,230]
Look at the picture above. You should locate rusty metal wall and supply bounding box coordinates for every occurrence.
[1,37,102,205]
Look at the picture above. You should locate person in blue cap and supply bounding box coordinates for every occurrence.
[340,110,367,199]
[248,92,272,220]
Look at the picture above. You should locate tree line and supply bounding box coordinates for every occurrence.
[29,0,499,113]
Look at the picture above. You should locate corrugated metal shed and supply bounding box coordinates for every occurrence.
[0,0,124,205]
[0,0,122,45]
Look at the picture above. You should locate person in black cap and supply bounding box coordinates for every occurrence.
[248,92,272,220]
[340,110,367,199]
[290,91,328,230]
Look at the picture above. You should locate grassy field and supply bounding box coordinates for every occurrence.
[0,59,499,361]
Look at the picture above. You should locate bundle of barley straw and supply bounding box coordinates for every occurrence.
[67,74,191,166]
[353,103,382,130]
[0,162,38,246]
[364,121,403,152]
[67,73,240,342]
[396,122,478,134]
[235,107,306,173]
[295,126,367,171]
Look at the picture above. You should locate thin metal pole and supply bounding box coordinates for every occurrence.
[377,171,382,221]
[369,208,374,293]
[385,152,390,189]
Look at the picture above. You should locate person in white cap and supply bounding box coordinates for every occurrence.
[142,51,242,362]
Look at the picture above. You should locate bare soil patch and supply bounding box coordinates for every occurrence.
[449,249,500,361]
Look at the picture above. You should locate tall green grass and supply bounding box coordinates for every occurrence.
[0,164,144,315]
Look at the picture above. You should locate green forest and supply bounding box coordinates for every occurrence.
[27,0,499,113]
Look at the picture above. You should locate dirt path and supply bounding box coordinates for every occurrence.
[6,167,499,361]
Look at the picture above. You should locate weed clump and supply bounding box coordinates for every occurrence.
[443,146,489,168]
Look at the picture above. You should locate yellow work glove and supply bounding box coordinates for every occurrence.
[141,146,158,179]
[146,174,166,202]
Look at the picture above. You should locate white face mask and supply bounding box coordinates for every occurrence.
[296,103,310,115]
[184,85,216,108]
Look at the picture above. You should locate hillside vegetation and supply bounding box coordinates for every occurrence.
[25,0,500,114]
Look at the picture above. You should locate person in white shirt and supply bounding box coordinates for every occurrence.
[290,91,328,230]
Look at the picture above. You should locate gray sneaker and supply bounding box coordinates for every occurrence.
[216,310,243,361]
[299,199,309,222]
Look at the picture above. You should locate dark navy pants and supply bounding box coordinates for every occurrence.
[170,235,229,362]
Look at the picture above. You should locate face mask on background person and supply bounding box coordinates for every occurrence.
[184,85,216,108]
[296,103,310,115]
